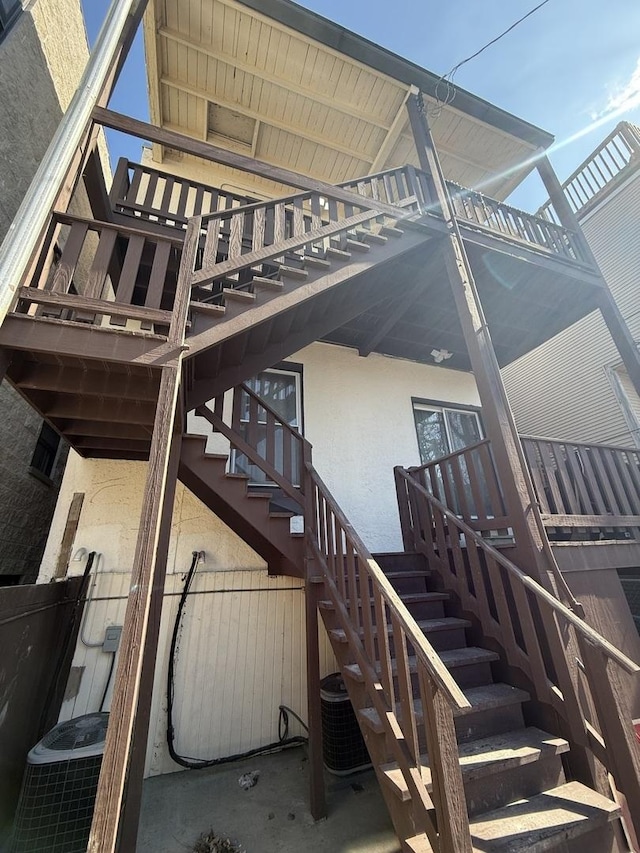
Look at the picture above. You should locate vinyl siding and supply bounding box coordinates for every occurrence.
[503,168,640,446]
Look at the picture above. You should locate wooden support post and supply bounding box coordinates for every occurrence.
[116,426,183,852]
[406,91,558,590]
[536,154,640,399]
[304,455,327,821]
[87,219,198,853]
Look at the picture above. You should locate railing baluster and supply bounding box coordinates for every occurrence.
[110,234,146,326]
[418,667,471,853]
[51,221,89,295]
[392,616,420,762]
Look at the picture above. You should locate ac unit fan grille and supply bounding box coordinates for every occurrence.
[10,755,102,853]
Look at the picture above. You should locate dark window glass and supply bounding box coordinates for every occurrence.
[0,0,21,35]
[31,422,60,479]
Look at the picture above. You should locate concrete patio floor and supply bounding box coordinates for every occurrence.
[138,746,402,853]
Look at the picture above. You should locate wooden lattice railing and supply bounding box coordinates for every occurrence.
[187,171,418,290]
[537,122,640,221]
[522,434,640,538]
[403,440,510,535]
[195,383,308,503]
[395,465,640,840]
[15,212,181,331]
[446,181,588,263]
[306,466,472,852]
[110,158,259,229]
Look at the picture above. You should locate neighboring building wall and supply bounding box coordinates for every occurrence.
[37,342,480,775]
[0,0,106,581]
[502,160,640,447]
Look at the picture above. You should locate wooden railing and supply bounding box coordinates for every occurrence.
[405,440,510,535]
[15,212,180,330]
[110,158,259,230]
[522,434,640,537]
[306,464,472,852]
[195,383,309,503]
[109,157,596,272]
[188,175,416,290]
[395,466,640,836]
[538,122,640,221]
[446,181,588,263]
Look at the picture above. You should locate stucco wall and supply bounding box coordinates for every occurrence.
[0,0,105,581]
[38,341,479,775]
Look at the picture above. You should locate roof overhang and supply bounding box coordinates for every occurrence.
[143,0,554,199]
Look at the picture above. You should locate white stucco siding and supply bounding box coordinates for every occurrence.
[295,342,480,552]
[39,343,479,776]
[503,170,640,446]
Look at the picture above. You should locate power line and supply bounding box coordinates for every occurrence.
[431,0,552,116]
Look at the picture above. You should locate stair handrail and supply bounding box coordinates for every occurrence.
[395,466,640,836]
[195,383,310,503]
[305,462,473,852]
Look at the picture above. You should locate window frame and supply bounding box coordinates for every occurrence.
[411,397,483,465]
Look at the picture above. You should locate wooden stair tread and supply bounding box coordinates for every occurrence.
[189,300,225,315]
[279,265,308,280]
[438,646,500,668]
[326,246,351,259]
[383,569,432,579]
[453,683,530,717]
[302,255,331,269]
[328,616,471,644]
[345,238,370,252]
[404,782,618,852]
[222,287,256,302]
[468,781,619,852]
[343,647,497,684]
[251,276,284,291]
[358,684,529,735]
[380,727,570,801]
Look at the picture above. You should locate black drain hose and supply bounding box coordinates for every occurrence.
[167,552,308,769]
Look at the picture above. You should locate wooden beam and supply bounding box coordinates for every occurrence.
[87,218,197,853]
[116,426,182,852]
[370,90,411,172]
[187,268,398,409]
[0,315,181,368]
[54,493,85,580]
[92,107,408,217]
[72,437,151,452]
[61,421,152,440]
[17,288,174,326]
[41,395,156,425]
[14,362,158,402]
[186,221,428,357]
[406,93,565,593]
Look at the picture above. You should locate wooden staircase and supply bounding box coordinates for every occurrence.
[170,384,639,852]
[319,550,624,852]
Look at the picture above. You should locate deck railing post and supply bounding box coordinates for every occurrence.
[406,89,567,596]
[86,217,199,853]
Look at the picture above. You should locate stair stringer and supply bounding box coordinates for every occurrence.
[179,434,304,578]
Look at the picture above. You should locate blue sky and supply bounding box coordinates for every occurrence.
[82,0,640,209]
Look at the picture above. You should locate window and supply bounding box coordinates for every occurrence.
[233,366,302,486]
[0,0,21,36]
[30,422,60,481]
[413,401,482,465]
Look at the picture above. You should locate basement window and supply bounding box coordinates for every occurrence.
[207,103,255,148]
[30,422,60,482]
